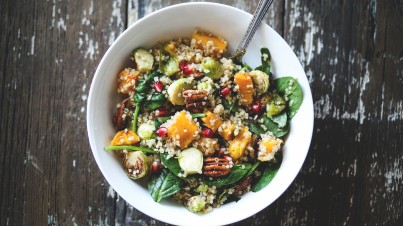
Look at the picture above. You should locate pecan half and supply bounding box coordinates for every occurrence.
[113,98,130,130]
[233,176,252,196]
[183,90,209,112]
[203,157,231,177]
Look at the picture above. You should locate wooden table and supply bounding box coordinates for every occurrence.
[1,0,402,225]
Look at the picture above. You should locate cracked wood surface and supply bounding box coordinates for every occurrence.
[0,0,402,225]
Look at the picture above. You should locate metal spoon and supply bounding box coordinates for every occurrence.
[233,0,274,63]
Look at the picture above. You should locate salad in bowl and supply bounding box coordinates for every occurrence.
[104,30,303,213]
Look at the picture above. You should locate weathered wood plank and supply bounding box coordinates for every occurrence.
[0,0,127,225]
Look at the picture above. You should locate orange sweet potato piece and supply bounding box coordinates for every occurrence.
[218,121,235,141]
[192,33,227,57]
[201,111,223,132]
[228,127,252,160]
[111,129,140,146]
[234,71,254,106]
[168,111,199,148]
[117,68,140,94]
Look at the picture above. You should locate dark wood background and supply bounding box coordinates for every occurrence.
[1,0,402,225]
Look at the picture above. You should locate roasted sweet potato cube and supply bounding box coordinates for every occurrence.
[167,111,199,148]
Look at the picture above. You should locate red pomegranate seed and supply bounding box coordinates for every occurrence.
[182,63,195,76]
[179,61,187,71]
[156,127,168,137]
[202,128,214,138]
[154,81,163,92]
[155,107,168,117]
[220,87,231,97]
[151,160,162,173]
[251,102,262,114]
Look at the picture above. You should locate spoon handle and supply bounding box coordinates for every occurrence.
[235,0,274,58]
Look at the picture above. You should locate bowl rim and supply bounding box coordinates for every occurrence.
[87,2,314,225]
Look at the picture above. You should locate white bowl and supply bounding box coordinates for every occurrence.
[87,2,313,225]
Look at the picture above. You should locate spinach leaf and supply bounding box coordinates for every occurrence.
[202,163,252,187]
[134,70,161,105]
[252,151,283,192]
[148,168,183,202]
[160,153,182,177]
[270,112,288,128]
[224,196,241,204]
[261,48,271,75]
[248,121,265,135]
[221,99,239,113]
[251,168,278,192]
[245,162,261,178]
[275,77,303,119]
[144,92,167,110]
[262,115,289,137]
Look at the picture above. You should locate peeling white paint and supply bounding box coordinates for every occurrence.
[73,160,76,167]
[81,95,87,101]
[31,35,35,55]
[384,157,403,193]
[107,186,115,198]
[57,18,66,31]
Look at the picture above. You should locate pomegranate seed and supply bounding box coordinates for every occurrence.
[202,128,214,138]
[220,87,231,97]
[156,127,168,137]
[182,63,195,76]
[218,148,226,156]
[154,81,163,92]
[151,160,162,173]
[179,61,187,71]
[155,107,168,117]
[251,102,262,114]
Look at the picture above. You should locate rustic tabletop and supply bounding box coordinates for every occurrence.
[1,0,402,225]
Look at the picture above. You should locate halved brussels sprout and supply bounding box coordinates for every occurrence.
[134,48,154,73]
[178,147,203,174]
[167,78,195,105]
[249,70,269,95]
[266,93,286,116]
[197,78,214,93]
[201,57,224,80]
[186,196,206,213]
[123,151,150,180]
[137,123,156,140]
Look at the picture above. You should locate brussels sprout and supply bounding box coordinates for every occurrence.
[137,123,156,140]
[249,70,270,95]
[167,78,195,105]
[201,57,224,80]
[186,196,206,213]
[133,48,154,73]
[161,57,179,76]
[178,148,203,175]
[266,93,286,116]
[123,151,150,180]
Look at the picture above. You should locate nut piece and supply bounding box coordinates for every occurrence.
[232,176,252,196]
[183,90,209,112]
[113,98,130,130]
[203,157,232,177]
[197,137,219,156]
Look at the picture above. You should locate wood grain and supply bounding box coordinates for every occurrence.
[0,0,402,225]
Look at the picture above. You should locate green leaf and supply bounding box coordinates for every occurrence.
[134,70,161,105]
[260,48,271,75]
[148,168,183,202]
[144,92,167,110]
[248,121,265,135]
[251,168,279,192]
[160,153,183,177]
[275,77,303,119]
[221,99,239,113]
[262,115,289,137]
[270,112,287,128]
[245,162,261,178]
[202,163,252,187]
